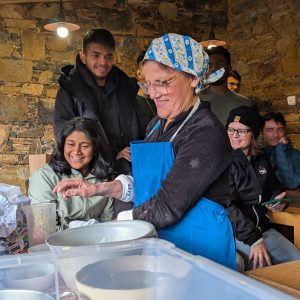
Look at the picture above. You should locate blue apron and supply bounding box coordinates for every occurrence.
[130,99,236,270]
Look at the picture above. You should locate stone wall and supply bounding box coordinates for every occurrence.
[0,0,227,192]
[0,0,299,192]
[227,0,300,148]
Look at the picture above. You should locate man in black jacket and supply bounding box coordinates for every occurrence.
[53,29,140,174]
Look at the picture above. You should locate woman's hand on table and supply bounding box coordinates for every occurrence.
[249,240,272,270]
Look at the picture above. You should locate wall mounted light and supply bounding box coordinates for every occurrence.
[44,0,80,38]
[200,4,226,49]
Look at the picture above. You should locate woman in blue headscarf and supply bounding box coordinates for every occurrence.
[54,33,236,269]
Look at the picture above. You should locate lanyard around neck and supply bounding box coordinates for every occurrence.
[170,97,200,142]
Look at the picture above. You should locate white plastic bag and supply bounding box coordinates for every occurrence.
[0,183,31,206]
[0,183,30,238]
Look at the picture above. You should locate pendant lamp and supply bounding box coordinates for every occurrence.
[44,0,80,38]
[200,4,226,49]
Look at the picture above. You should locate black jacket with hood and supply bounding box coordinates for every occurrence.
[227,149,285,246]
[53,55,140,158]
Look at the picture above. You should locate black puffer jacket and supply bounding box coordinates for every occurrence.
[53,55,139,155]
[227,149,284,246]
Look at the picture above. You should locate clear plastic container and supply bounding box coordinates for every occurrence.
[48,238,295,300]
[0,252,60,300]
[46,220,157,291]
[22,203,57,247]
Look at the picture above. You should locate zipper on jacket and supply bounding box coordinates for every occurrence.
[249,160,263,230]
[258,194,262,204]
[113,92,125,142]
[83,197,88,217]
[252,205,260,229]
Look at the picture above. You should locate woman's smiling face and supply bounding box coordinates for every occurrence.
[64,130,94,176]
[141,61,199,124]
[228,122,253,153]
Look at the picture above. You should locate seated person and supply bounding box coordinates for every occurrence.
[28,117,129,228]
[226,106,300,270]
[227,70,241,93]
[262,112,300,189]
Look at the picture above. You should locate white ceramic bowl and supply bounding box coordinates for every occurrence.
[3,263,55,292]
[46,220,156,248]
[75,255,190,300]
[46,220,157,291]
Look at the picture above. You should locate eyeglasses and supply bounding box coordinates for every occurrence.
[138,74,178,95]
[227,127,252,137]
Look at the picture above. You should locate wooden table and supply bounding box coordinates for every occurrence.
[268,189,300,249]
[247,260,300,298]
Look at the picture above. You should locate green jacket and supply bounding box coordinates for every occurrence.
[28,164,114,227]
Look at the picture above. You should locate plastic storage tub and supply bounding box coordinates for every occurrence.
[49,237,295,300]
[46,220,157,291]
[0,252,59,300]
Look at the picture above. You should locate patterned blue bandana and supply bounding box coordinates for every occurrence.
[144,33,224,94]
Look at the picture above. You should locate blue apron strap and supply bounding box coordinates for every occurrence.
[146,120,161,138]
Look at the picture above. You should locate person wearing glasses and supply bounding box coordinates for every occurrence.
[53,33,237,270]
[262,112,300,189]
[200,47,252,125]
[226,106,300,270]
[53,29,140,175]
[227,70,241,93]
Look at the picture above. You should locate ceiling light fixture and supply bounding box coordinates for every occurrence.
[44,0,80,38]
[200,4,226,49]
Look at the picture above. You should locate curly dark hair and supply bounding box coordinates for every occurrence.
[49,117,115,180]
